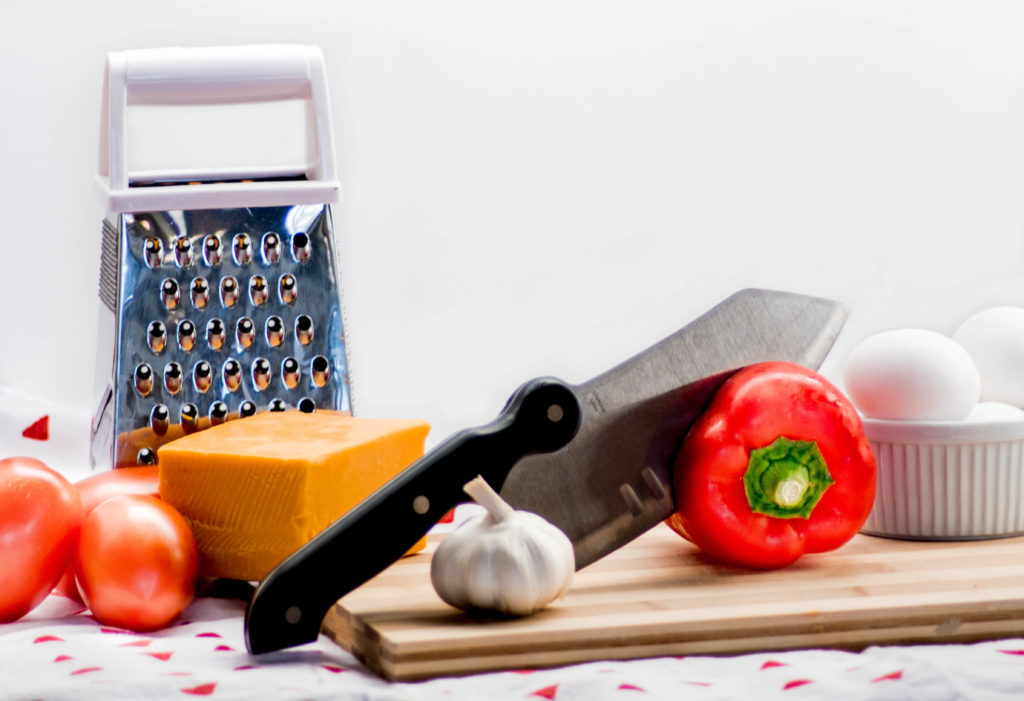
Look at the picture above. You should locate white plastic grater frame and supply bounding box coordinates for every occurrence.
[98,44,340,212]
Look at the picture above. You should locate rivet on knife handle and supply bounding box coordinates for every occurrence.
[243,377,582,655]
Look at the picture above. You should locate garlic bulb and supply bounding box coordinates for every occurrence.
[430,476,575,616]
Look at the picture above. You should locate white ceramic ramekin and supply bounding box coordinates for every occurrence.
[861,417,1024,540]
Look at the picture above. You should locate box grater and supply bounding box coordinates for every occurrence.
[90,45,351,469]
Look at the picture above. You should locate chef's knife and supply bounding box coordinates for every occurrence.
[244,288,847,654]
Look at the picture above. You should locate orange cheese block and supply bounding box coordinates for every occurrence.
[157,411,430,581]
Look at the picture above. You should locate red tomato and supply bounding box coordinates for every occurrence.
[53,467,160,602]
[0,456,84,622]
[75,494,198,632]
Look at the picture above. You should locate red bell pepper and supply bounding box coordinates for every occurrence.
[665,361,875,569]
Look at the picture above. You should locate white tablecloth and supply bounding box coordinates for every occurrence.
[3,386,1024,700]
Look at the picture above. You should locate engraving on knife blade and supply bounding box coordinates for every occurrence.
[641,466,669,501]
[619,484,645,517]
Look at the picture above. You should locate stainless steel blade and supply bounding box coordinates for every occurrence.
[499,288,847,569]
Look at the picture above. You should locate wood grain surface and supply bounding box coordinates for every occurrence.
[321,524,1024,680]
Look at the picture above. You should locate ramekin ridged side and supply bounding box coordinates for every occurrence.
[860,418,1024,540]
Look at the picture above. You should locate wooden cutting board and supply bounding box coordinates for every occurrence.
[321,524,1024,681]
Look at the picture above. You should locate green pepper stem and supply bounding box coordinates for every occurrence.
[743,437,834,519]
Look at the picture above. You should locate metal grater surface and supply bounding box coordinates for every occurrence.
[94,203,351,467]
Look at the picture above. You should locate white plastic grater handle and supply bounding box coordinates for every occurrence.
[100,44,339,212]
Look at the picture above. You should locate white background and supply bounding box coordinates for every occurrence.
[3,0,1024,447]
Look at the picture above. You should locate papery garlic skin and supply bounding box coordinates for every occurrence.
[430,479,575,616]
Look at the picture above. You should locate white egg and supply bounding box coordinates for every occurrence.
[843,329,980,421]
[953,306,1024,408]
[965,401,1024,422]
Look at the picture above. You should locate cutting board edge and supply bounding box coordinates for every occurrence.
[363,617,1024,682]
[356,584,1024,655]
[367,594,1024,660]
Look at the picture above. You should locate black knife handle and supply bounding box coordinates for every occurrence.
[244,377,581,654]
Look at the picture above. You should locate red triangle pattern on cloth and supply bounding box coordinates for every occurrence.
[530,684,559,699]
[22,415,49,441]
[33,635,64,643]
[70,667,103,676]
[181,682,217,695]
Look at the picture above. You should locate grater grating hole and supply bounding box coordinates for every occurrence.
[279,274,297,305]
[174,236,194,269]
[266,316,284,348]
[164,362,183,394]
[282,357,300,389]
[295,314,314,345]
[160,278,180,310]
[143,236,163,270]
[252,357,272,391]
[232,233,253,266]
[237,318,255,349]
[209,401,229,425]
[207,318,226,351]
[262,232,281,265]
[190,278,210,309]
[311,355,330,388]
[177,320,196,352]
[220,276,239,307]
[239,400,257,418]
[194,361,213,393]
[180,403,199,433]
[134,363,153,397]
[150,404,170,435]
[148,321,167,354]
[203,234,223,267]
[223,359,242,392]
[268,398,288,412]
[137,448,157,466]
[249,275,268,306]
[291,232,311,263]
[297,397,316,413]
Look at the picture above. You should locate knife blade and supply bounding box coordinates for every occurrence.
[244,288,846,655]
[499,287,848,568]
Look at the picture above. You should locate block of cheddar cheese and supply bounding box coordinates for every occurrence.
[157,411,430,581]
